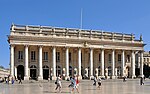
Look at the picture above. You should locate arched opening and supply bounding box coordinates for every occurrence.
[98,66,101,76]
[126,66,130,78]
[69,66,72,77]
[17,65,24,80]
[81,66,84,79]
[43,65,49,80]
[30,65,37,80]
[143,64,150,78]
[135,68,140,77]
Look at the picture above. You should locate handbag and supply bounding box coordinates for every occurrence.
[55,81,57,84]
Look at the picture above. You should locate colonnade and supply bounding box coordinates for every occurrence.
[10,45,144,80]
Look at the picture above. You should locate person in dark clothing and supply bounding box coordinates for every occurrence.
[18,74,22,84]
[140,77,144,85]
[123,76,126,82]
[93,76,97,86]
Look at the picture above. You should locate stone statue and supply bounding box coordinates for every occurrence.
[140,34,143,41]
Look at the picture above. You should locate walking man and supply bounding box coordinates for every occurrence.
[18,74,22,84]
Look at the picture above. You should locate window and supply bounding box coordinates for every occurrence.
[18,51,23,60]
[118,54,121,63]
[56,52,60,62]
[147,58,149,62]
[43,52,48,61]
[109,54,111,63]
[31,51,36,60]
[69,52,71,62]
[88,53,90,62]
[81,53,82,62]
[127,55,130,62]
[144,58,146,62]
[99,53,101,62]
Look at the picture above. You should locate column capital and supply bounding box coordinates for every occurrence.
[10,44,15,47]
[38,45,43,48]
[24,45,29,47]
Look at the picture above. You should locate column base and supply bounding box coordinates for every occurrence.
[52,76,57,80]
[111,76,116,79]
[140,75,144,78]
[24,76,29,80]
[78,75,82,80]
[99,75,105,79]
[90,75,94,80]
[38,76,43,80]
[131,75,136,79]
[65,76,70,81]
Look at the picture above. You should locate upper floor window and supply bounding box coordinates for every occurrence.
[147,58,149,62]
[144,58,146,62]
[56,52,60,62]
[31,51,36,60]
[118,54,121,63]
[18,51,23,60]
[69,52,71,62]
[108,54,111,63]
[127,55,130,62]
[43,52,48,61]
[81,53,82,62]
[99,53,101,62]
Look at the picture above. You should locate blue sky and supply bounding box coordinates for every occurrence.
[0,0,150,68]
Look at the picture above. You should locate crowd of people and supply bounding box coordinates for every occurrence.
[0,74,22,84]
[0,74,147,93]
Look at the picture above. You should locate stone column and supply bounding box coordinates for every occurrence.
[111,50,115,79]
[90,48,94,79]
[78,48,82,79]
[101,49,105,77]
[121,50,125,77]
[131,51,136,78]
[65,47,69,80]
[10,45,14,77]
[52,47,56,80]
[38,46,43,80]
[14,66,17,78]
[24,45,29,80]
[140,51,144,77]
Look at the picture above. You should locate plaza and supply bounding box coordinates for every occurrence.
[0,79,150,94]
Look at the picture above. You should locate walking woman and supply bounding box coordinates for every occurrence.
[72,76,79,93]
[55,76,62,93]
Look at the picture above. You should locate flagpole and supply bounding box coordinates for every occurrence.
[80,8,83,29]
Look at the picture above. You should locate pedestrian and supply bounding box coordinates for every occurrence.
[68,77,74,87]
[140,77,144,85]
[71,76,79,93]
[76,76,79,88]
[55,76,62,93]
[48,76,50,82]
[97,77,101,89]
[11,77,14,84]
[93,76,97,86]
[123,76,126,82]
[18,74,22,84]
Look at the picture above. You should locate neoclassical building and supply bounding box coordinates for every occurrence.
[8,24,145,80]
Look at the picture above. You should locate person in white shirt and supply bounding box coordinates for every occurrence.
[55,76,62,93]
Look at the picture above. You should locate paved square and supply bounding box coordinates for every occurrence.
[0,79,150,94]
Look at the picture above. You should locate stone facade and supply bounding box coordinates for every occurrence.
[8,24,145,80]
